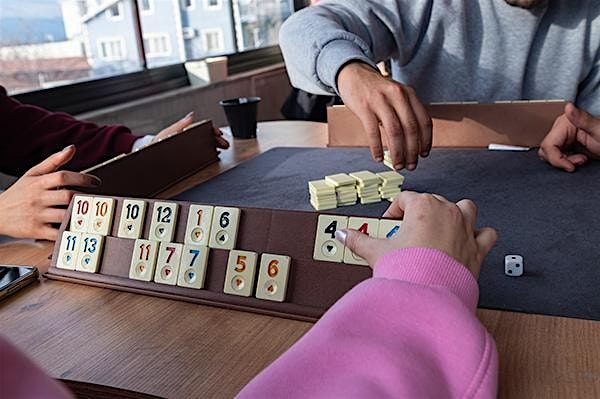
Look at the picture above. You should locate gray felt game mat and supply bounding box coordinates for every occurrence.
[177,147,600,321]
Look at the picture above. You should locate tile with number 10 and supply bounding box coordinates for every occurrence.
[88,197,115,236]
[70,195,93,233]
[118,199,147,239]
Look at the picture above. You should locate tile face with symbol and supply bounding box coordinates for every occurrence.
[56,231,82,270]
[153,242,183,285]
[208,207,240,250]
[223,250,258,297]
[255,254,291,302]
[148,202,179,242]
[75,233,104,273]
[343,217,380,266]
[378,219,402,240]
[313,214,348,263]
[89,197,115,236]
[129,239,160,282]
[117,199,147,239]
[184,205,214,247]
[70,195,93,233]
[177,244,210,289]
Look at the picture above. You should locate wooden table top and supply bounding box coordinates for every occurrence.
[1,120,598,399]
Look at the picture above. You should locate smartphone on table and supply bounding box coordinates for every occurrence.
[0,265,39,301]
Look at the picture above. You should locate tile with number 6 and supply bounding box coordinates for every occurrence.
[154,242,183,285]
[75,233,104,273]
[70,195,93,233]
[117,199,147,239]
[208,207,240,250]
[129,239,159,281]
[184,205,214,246]
[56,231,82,270]
[256,254,291,302]
[89,197,115,236]
[223,250,257,297]
[148,202,179,242]
[177,244,210,289]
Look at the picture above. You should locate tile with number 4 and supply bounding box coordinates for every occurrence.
[70,195,93,233]
[223,250,257,297]
[256,254,291,302]
[378,219,402,239]
[148,202,179,242]
[343,217,380,266]
[129,239,159,281]
[177,245,210,289]
[56,231,82,270]
[88,197,115,236]
[118,199,147,239]
[184,205,214,246]
[313,215,348,263]
[208,207,240,250]
[153,242,183,285]
[76,233,104,273]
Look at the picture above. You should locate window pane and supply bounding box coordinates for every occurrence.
[232,0,294,51]
[0,0,143,94]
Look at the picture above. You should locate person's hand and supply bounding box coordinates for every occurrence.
[153,112,230,149]
[337,62,433,171]
[0,146,101,241]
[336,191,497,278]
[538,103,600,172]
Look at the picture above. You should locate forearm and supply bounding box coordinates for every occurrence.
[238,248,497,398]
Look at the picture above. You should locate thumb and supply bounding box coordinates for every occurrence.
[25,145,76,177]
[154,112,194,142]
[335,229,379,265]
[565,103,600,135]
[475,227,498,258]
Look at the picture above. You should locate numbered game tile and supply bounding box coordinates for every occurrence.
[177,245,210,289]
[313,215,348,263]
[223,250,258,297]
[256,254,291,302]
[378,219,402,239]
[89,197,115,236]
[154,242,183,285]
[184,205,214,247]
[129,239,160,282]
[343,217,380,266]
[70,195,93,233]
[56,231,82,270]
[208,207,241,250]
[117,199,147,239]
[75,233,104,273]
[148,202,179,242]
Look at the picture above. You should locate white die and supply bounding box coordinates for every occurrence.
[505,255,523,277]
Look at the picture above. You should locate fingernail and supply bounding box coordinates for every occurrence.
[334,230,347,244]
[421,151,430,157]
[407,163,416,171]
[375,156,383,162]
[62,144,75,152]
[394,163,404,170]
[184,111,194,119]
[88,175,102,186]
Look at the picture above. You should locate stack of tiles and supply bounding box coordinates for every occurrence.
[377,171,405,201]
[349,171,382,204]
[325,173,358,206]
[308,179,337,211]
[383,150,395,170]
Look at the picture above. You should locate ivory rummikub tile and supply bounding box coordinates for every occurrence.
[117,199,147,239]
[148,202,179,242]
[56,231,82,270]
[343,217,380,266]
[378,219,402,239]
[255,254,291,302]
[184,205,214,246]
[70,195,93,233]
[75,233,104,273]
[177,244,210,289]
[313,214,348,263]
[153,242,183,285]
[129,239,160,281]
[223,250,258,297]
[89,197,115,236]
[208,207,240,250]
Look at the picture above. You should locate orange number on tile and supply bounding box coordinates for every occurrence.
[96,201,108,217]
[235,255,247,272]
[267,260,279,277]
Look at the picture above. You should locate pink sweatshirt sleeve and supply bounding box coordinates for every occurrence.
[238,248,498,398]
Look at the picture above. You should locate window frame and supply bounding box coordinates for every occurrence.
[201,28,225,53]
[139,0,155,16]
[106,2,125,21]
[97,36,127,61]
[143,33,173,58]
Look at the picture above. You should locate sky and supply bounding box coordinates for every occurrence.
[0,0,62,19]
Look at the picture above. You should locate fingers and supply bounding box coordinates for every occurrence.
[155,112,195,141]
[40,208,68,225]
[360,113,385,161]
[564,103,600,135]
[38,225,60,242]
[566,153,588,167]
[335,229,379,266]
[382,190,421,218]
[42,189,76,206]
[475,227,498,257]
[213,128,230,149]
[25,145,76,177]
[378,102,405,169]
[41,171,101,189]
[406,88,433,157]
[456,199,477,230]
[538,146,576,172]
[393,88,421,170]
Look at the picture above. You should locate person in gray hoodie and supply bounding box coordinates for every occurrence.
[280,0,600,172]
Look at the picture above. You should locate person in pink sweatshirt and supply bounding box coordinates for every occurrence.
[0,191,498,398]
[238,191,499,398]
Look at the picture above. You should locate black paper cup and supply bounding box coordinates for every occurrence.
[219,97,261,139]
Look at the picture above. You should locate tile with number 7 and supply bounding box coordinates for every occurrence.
[256,254,291,302]
[209,207,240,250]
[177,244,210,289]
[75,233,104,273]
[154,242,183,285]
[223,250,258,297]
[343,217,380,265]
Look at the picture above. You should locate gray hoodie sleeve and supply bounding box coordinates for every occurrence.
[279,0,433,96]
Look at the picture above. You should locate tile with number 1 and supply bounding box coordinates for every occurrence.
[148,202,179,242]
[184,205,214,246]
[154,242,183,285]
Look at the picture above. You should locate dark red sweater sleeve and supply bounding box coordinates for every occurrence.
[1,86,138,176]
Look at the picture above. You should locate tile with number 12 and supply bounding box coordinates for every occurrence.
[148,202,179,242]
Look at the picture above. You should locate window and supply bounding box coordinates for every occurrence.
[232,0,295,51]
[182,27,197,39]
[106,3,124,21]
[139,0,154,15]
[97,37,126,60]
[144,34,172,57]
[204,0,222,10]
[182,0,196,10]
[202,29,224,53]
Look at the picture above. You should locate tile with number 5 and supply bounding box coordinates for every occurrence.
[223,250,257,297]
[75,233,104,273]
[177,244,210,289]
[256,254,291,302]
